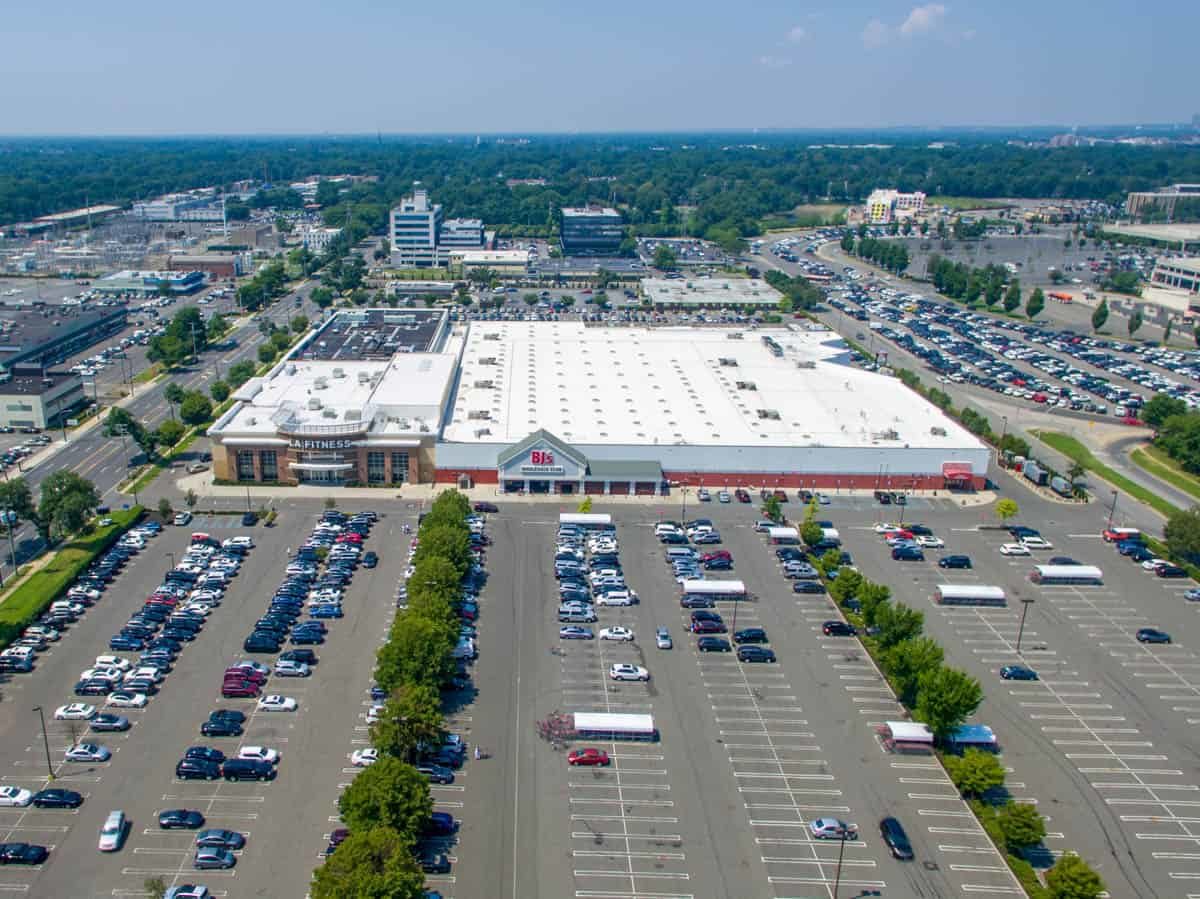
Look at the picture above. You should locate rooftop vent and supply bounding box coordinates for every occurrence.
[756,409,781,420]
[473,380,495,389]
[736,381,757,391]
[930,426,947,436]
[726,332,743,340]
[314,377,329,390]
[796,360,816,369]
[307,398,322,411]
[322,408,337,419]
[718,357,739,367]
[332,367,346,378]
[467,410,491,420]
[479,357,497,365]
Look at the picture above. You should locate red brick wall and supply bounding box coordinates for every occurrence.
[435,468,985,491]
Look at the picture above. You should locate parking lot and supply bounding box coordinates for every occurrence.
[0,501,441,898]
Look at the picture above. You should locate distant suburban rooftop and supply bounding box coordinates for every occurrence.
[562,206,620,218]
[444,321,984,451]
[292,309,446,362]
[0,369,76,396]
[641,278,783,307]
[0,308,125,364]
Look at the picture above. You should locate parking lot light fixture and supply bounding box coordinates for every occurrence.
[32,707,53,780]
[1107,490,1118,530]
[1016,597,1035,655]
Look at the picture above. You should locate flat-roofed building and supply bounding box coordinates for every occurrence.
[390,185,443,268]
[866,189,926,224]
[641,278,783,308]
[448,249,532,276]
[1151,256,1200,296]
[561,206,624,255]
[0,308,128,372]
[96,270,205,296]
[0,369,86,429]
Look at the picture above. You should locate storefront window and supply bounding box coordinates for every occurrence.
[391,452,409,484]
[260,450,278,481]
[236,450,256,481]
[367,452,386,484]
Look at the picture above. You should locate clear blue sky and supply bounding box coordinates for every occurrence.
[3,0,1194,134]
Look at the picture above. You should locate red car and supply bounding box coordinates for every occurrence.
[336,533,363,544]
[701,551,732,563]
[225,667,267,684]
[690,619,726,634]
[734,489,751,503]
[221,680,260,698]
[567,748,610,767]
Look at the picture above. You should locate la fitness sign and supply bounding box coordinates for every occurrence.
[520,448,565,475]
[289,438,356,450]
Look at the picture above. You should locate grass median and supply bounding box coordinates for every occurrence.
[1031,430,1179,519]
[1131,445,1200,504]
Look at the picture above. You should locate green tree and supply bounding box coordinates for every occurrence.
[412,524,472,577]
[828,567,864,606]
[157,497,173,519]
[816,548,843,578]
[310,825,425,899]
[376,614,456,692]
[840,233,856,253]
[370,682,445,763]
[143,876,167,899]
[37,470,100,541]
[407,556,462,608]
[1026,287,1045,319]
[915,666,983,743]
[227,360,255,387]
[290,314,309,334]
[523,293,538,307]
[156,418,185,448]
[206,313,229,343]
[577,496,593,513]
[210,380,231,403]
[104,407,158,461]
[943,747,1005,798]
[761,495,782,523]
[1164,318,1174,344]
[1193,323,1200,348]
[998,802,1047,851]
[857,581,892,627]
[0,478,35,530]
[1143,394,1188,428]
[179,392,213,426]
[270,330,291,353]
[1003,281,1021,314]
[1046,852,1106,899]
[800,520,824,547]
[875,601,924,649]
[653,245,678,270]
[310,286,335,309]
[882,636,944,705]
[336,756,432,839]
[985,279,1003,307]
[257,343,277,365]
[1127,307,1144,336]
[163,381,185,420]
[995,498,1018,525]
[1164,506,1200,565]
[1091,298,1109,332]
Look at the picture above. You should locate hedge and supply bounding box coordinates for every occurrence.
[0,507,144,650]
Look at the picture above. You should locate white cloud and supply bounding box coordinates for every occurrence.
[786,25,807,42]
[900,3,947,36]
[758,55,793,69]
[861,19,890,48]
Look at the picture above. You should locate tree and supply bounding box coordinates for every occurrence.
[290,314,309,334]
[995,498,1018,525]
[370,682,444,763]
[376,614,456,692]
[1091,298,1109,332]
[761,495,782,523]
[1046,852,1106,899]
[943,747,1005,798]
[206,313,229,343]
[874,601,924,649]
[412,523,472,577]
[840,233,855,253]
[523,293,538,307]
[1142,394,1188,428]
[407,556,462,607]
[882,636,943,705]
[103,407,158,461]
[257,344,277,365]
[653,244,678,270]
[179,392,213,426]
[915,666,983,743]
[143,877,167,899]
[828,567,864,605]
[163,382,186,419]
[1003,281,1021,314]
[337,756,432,839]
[1127,307,1143,337]
[1164,318,1174,344]
[800,520,824,547]
[998,802,1047,851]
[0,478,36,529]
[1026,287,1045,319]
[310,825,425,899]
[37,470,100,541]
[577,496,593,513]
[1165,506,1200,566]
[157,497,173,519]
[310,286,335,309]
[156,418,185,448]
[270,330,291,353]
[857,581,891,627]
[1066,461,1086,486]
[210,380,231,403]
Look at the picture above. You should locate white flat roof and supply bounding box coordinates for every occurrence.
[573,712,655,733]
[642,278,782,307]
[443,322,987,452]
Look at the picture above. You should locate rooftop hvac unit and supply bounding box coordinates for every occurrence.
[735,381,757,391]
[468,410,491,420]
[795,361,816,369]
[314,378,328,390]
[357,371,371,383]
[286,365,297,375]
[344,410,361,420]
[474,427,492,438]
[718,357,738,367]
[322,408,337,418]
[726,332,744,340]
[473,380,495,389]
[307,398,322,410]
[930,426,947,436]
[332,368,346,378]
[418,420,430,433]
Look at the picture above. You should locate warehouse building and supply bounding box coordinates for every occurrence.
[640,278,783,308]
[0,308,128,372]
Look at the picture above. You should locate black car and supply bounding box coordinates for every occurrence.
[737,646,777,663]
[905,525,933,536]
[160,628,196,643]
[1136,627,1172,644]
[290,630,324,645]
[680,595,715,609]
[185,747,226,765]
[0,843,48,865]
[90,713,130,733]
[244,634,281,653]
[241,512,258,526]
[74,679,114,696]
[362,552,378,568]
[31,788,83,809]
[1047,556,1080,566]
[417,847,452,874]
[937,555,972,569]
[880,816,914,860]
[892,546,925,561]
[1156,564,1187,578]
[823,621,856,637]
[473,502,499,513]
[793,581,826,594]
[176,758,221,781]
[200,718,243,738]
[733,627,768,644]
[158,809,206,830]
[697,636,732,652]
[280,648,317,666]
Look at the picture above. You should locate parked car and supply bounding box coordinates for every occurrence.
[879,816,914,860]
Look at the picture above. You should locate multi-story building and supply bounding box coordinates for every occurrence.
[0,370,86,430]
[439,218,485,250]
[298,226,343,255]
[0,308,127,373]
[560,207,624,255]
[389,187,485,267]
[95,270,205,297]
[865,190,926,224]
[1151,257,1200,298]
[1126,184,1200,222]
[132,190,220,222]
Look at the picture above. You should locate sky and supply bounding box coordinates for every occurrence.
[2,0,1195,135]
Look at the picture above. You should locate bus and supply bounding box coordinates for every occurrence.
[573,712,657,742]
[933,585,1006,607]
[680,579,747,603]
[1030,565,1103,585]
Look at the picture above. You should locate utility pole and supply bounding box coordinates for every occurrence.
[1107,490,1119,529]
[32,707,53,780]
[1015,597,1035,655]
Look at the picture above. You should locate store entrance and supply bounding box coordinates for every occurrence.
[528,480,551,494]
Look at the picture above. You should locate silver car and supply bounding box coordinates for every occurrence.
[655,627,673,650]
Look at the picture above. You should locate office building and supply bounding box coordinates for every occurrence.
[1151,257,1200,300]
[1126,184,1200,222]
[439,219,485,250]
[0,370,86,430]
[866,190,926,224]
[298,226,343,255]
[560,207,624,255]
[96,270,206,296]
[389,186,487,267]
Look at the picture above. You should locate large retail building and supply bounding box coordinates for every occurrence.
[208,310,990,491]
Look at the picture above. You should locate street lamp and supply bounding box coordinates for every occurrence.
[31,707,53,780]
[832,830,850,899]
[679,485,688,525]
[1107,490,1119,530]
[1015,597,1035,655]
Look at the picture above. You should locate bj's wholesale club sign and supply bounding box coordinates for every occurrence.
[520,449,565,475]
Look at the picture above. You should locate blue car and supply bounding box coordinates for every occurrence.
[309,605,343,619]
[999,665,1038,681]
[109,635,146,651]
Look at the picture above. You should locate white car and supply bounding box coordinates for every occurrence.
[1142,558,1171,571]
[55,703,97,720]
[173,511,192,526]
[351,748,379,767]
[105,692,148,709]
[80,667,123,684]
[98,809,127,852]
[916,535,944,548]
[223,536,253,549]
[595,591,636,606]
[999,543,1031,556]
[609,663,650,682]
[24,626,60,641]
[273,660,310,677]
[65,743,111,763]
[0,786,32,808]
[237,746,280,764]
[873,522,903,534]
[365,704,384,724]
[653,523,681,537]
[1020,536,1053,550]
[94,655,132,671]
[717,491,732,503]
[809,816,858,840]
[257,695,297,712]
[599,626,635,642]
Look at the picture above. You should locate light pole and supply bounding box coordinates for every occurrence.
[832,831,849,899]
[1015,597,1035,655]
[680,485,688,525]
[1107,489,1118,530]
[31,707,53,780]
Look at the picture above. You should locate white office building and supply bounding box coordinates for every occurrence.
[389,186,485,268]
[299,226,343,255]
